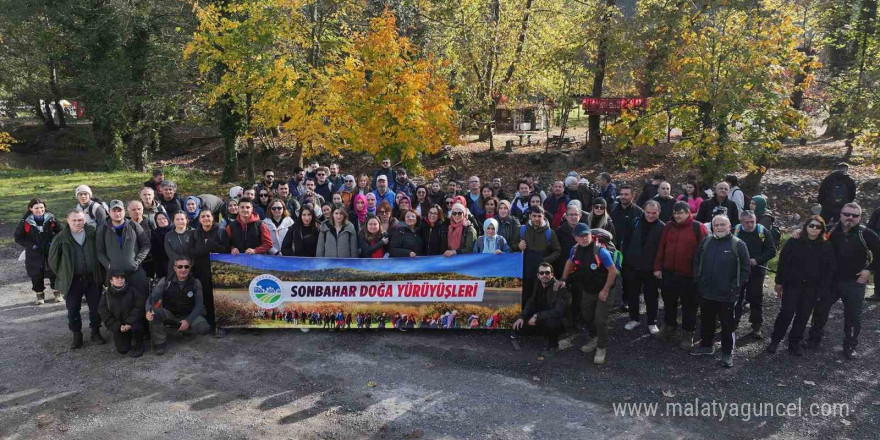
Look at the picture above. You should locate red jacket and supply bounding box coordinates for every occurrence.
[653,213,708,277]
[226,213,273,254]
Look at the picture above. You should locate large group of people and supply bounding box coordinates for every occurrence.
[14,159,878,365]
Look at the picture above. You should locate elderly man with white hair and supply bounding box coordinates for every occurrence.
[691,215,751,367]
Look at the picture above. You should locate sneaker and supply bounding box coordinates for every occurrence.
[53,291,64,303]
[35,293,45,306]
[789,344,803,356]
[593,348,606,365]
[679,331,694,349]
[580,338,598,354]
[130,343,144,358]
[215,328,229,338]
[617,305,629,314]
[154,343,166,356]
[720,353,733,368]
[90,330,106,345]
[648,325,660,335]
[690,345,715,356]
[766,341,779,353]
[624,320,641,331]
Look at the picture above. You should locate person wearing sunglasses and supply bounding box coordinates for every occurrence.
[443,204,477,257]
[314,166,334,201]
[586,197,616,240]
[512,262,570,361]
[339,175,358,207]
[805,202,880,359]
[254,168,278,196]
[145,256,211,355]
[262,201,294,256]
[767,215,834,356]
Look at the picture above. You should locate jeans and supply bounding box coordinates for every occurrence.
[809,279,866,349]
[65,275,101,333]
[700,298,736,355]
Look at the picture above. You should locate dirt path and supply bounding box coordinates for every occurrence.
[0,240,877,439]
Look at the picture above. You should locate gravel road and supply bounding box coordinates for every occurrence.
[0,232,877,440]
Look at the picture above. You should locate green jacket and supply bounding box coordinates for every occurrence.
[48,224,103,296]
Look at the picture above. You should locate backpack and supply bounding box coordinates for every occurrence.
[731,187,749,212]
[520,225,551,245]
[734,222,782,251]
[825,224,873,266]
[86,197,110,222]
[590,228,623,270]
[696,235,743,287]
[830,180,849,205]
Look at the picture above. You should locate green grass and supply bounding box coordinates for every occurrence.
[0,166,227,223]
[765,233,790,273]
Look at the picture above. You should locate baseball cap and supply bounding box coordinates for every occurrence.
[108,200,125,210]
[574,223,591,237]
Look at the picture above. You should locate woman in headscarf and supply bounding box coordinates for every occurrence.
[496,199,521,250]
[443,203,477,256]
[350,194,369,233]
[183,196,202,229]
[750,194,775,230]
[473,218,510,254]
[586,197,616,238]
[395,195,413,222]
[365,192,378,217]
[218,198,238,229]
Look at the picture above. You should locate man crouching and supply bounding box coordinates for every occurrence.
[512,262,571,360]
[145,257,211,355]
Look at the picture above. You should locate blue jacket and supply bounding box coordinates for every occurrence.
[372,189,396,209]
[473,235,511,254]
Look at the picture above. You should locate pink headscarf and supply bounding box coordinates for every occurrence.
[353,194,368,223]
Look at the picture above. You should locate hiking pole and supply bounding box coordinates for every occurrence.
[757,265,777,273]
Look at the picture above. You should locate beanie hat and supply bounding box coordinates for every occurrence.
[75,185,92,198]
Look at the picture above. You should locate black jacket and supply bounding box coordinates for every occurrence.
[652,195,676,223]
[15,213,61,277]
[421,220,447,256]
[622,216,665,272]
[188,225,230,280]
[389,224,424,257]
[636,182,659,207]
[160,194,184,217]
[610,202,643,249]
[99,280,148,330]
[694,234,751,302]
[818,170,856,209]
[775,237,835,290]
[827,223,880,281]
[281,223,319,257]
[358,231,387,258]
[496,215,522,252]
[733,225,776,266]
[521,278,571,325]
[554,222,578,275]
[697,197,740,225]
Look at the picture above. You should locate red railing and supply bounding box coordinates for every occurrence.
[581,97,648,115]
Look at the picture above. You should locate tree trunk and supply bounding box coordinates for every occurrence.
[42,100,57,130]
[588,0,616,157]
[218,99,241,184]
[245,93,256,185]
[49,60,66,128]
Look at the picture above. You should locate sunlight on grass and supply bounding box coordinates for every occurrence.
[0,168,227,223]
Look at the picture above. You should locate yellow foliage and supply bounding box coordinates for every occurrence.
[0,132,15,152]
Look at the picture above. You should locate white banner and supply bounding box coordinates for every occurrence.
[249,274,485,308]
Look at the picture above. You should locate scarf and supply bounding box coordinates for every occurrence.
[365,194,377,216]
[353,194,368,223]
[447,203,467,251]
[184,196,201,221]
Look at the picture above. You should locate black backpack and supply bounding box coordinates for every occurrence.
[831,181,849,205]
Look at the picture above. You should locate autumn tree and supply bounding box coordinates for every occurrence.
[329,11,457,169]
[609,0,812,185]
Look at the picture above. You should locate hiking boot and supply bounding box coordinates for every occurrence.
[679,331,694,350]
[53,291,63,303]
[593,348,606,365]
[720,353,733,368]
[153,343,167,356]
[70,331,83,350]
[690,345,715,356]
[130,342,144,358]
[90,330,106,345]
[35,293,45,305]
[789,344,804,356]
[750,325,764,339]
[843,347,858,360]
[648,324,660,335]
[580,338,598,354]
[538,346,555,361]
[804,338,821,350]
[766,341,779,353]
[624,320,641,331]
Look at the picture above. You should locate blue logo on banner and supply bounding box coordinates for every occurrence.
[249,274,285,309]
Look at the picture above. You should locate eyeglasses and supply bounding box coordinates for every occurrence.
[451,212,463,216]
[538,271,552,275]
[260,193,269,197]
[842,212,860,218]
[265,175,274,178]
[379,211,389,215]
[271,207,284,211]
[317,173,326,177]
[807,223,823,229]
[175,265,191,269]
